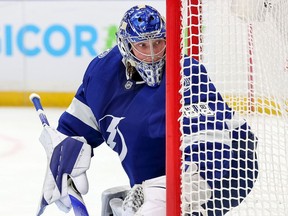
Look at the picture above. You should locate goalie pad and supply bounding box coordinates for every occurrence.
[106,177,166,216]
[183,163,212,215]
[134,176,166,216]
[101,185,130,216]
[106,170,210,215]
[107,171,211,216]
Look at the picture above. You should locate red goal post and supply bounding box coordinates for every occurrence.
[166,0,181,215]
[166,0,201,215]
[166,0,200,216]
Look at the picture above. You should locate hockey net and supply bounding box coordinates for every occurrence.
[166,0,288,215]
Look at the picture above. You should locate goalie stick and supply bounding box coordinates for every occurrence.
[29,93,90,216]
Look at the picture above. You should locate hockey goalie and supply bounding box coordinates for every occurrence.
[36,4,259,216]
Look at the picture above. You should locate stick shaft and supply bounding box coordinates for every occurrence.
[29,93,90,216]
[29,93,50,126]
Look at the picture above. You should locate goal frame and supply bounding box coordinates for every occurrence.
[166,0,201,215]
[166,0,181,215]
[166,0,288,215]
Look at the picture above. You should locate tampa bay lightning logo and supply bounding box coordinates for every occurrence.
[99,115,127,162]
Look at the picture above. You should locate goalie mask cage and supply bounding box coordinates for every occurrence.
[166,0,288,216]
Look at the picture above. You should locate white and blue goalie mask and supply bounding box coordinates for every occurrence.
[116,5,166,87]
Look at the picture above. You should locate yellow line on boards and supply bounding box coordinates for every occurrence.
[0,91,74,107]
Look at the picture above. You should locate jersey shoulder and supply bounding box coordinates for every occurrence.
[84,46,124,80]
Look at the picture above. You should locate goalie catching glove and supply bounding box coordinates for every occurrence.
[37,125,92,216]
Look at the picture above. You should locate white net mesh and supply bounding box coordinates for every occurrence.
[180,0,288,215]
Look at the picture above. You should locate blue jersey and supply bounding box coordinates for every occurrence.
[57,46,258,214]
[57,46,166,186]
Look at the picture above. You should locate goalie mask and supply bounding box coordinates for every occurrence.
[117,5,166,87]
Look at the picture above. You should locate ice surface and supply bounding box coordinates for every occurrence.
[1,107,287,215]
[0,107,129,216]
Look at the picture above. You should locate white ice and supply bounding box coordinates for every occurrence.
[1,107,288,216]
[0,107,129,216]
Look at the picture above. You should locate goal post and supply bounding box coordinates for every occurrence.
[166,0,182,215]
[166,0,288,215]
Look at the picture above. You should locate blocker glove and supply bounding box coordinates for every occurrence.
[37,125,92,215]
